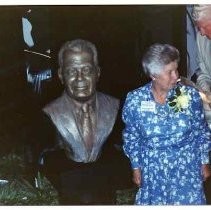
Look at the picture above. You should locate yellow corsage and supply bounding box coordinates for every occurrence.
[168,86,191,113]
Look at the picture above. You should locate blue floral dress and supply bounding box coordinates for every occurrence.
[122,82,211,205]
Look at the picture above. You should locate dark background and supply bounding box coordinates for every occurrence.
[0,5,186,154]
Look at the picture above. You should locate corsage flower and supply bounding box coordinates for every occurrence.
[168,86,191,113]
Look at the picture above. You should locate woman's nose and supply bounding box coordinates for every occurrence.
[172,71,179,80]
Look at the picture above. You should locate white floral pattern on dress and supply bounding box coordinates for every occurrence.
[122,82,211,205]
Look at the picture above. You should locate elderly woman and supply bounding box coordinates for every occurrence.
[122,43,211,205]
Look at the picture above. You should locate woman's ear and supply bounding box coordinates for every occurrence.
[58,68,64,84]
[150,75,156,81]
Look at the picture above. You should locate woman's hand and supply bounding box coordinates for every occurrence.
[132,168,141,187]
[202,164,211,181]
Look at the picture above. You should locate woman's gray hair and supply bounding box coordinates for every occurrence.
[142,43,180,77]
[58,39,99,67]
[192,5,211,22]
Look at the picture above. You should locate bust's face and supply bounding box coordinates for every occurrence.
[60,50,100,102]
[197,19,211,39]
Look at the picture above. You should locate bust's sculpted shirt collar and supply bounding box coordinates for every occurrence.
[63,90,96,114]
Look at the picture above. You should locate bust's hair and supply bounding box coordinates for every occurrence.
[192,4,211,22]
[58,39,99,67]
[142,43,180,77]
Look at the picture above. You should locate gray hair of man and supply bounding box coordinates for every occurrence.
[58,39,99,68]
[142,43,180,77]
[192,4,211,22]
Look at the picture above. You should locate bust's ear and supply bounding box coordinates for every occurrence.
[58,68,63,84]
[97,67,101,80]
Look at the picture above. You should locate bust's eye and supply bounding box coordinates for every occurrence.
[83,67,91,75]
[65,68,77,76]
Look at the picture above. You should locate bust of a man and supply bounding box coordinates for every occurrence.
[31,39,129,204]
[43,39,119,163]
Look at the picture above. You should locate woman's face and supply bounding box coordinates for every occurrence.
[152,61,179,91]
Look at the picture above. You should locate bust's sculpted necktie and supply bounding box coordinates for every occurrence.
[81,104,94,153]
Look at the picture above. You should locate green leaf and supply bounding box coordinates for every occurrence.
[175,87,181,96]
[168,102,176,107]
[168,96,177,102]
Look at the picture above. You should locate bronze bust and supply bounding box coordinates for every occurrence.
[43,40,119,163]
[27,39,131,205]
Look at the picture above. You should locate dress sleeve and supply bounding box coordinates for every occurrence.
[122,92,143,169]
[192,89,211,164]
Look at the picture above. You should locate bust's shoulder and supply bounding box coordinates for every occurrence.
[43,93,68,113]
[97,92,120,107]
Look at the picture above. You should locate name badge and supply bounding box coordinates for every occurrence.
[141,101,156,112]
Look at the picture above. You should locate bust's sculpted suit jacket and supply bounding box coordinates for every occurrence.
[43,91,119,163]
